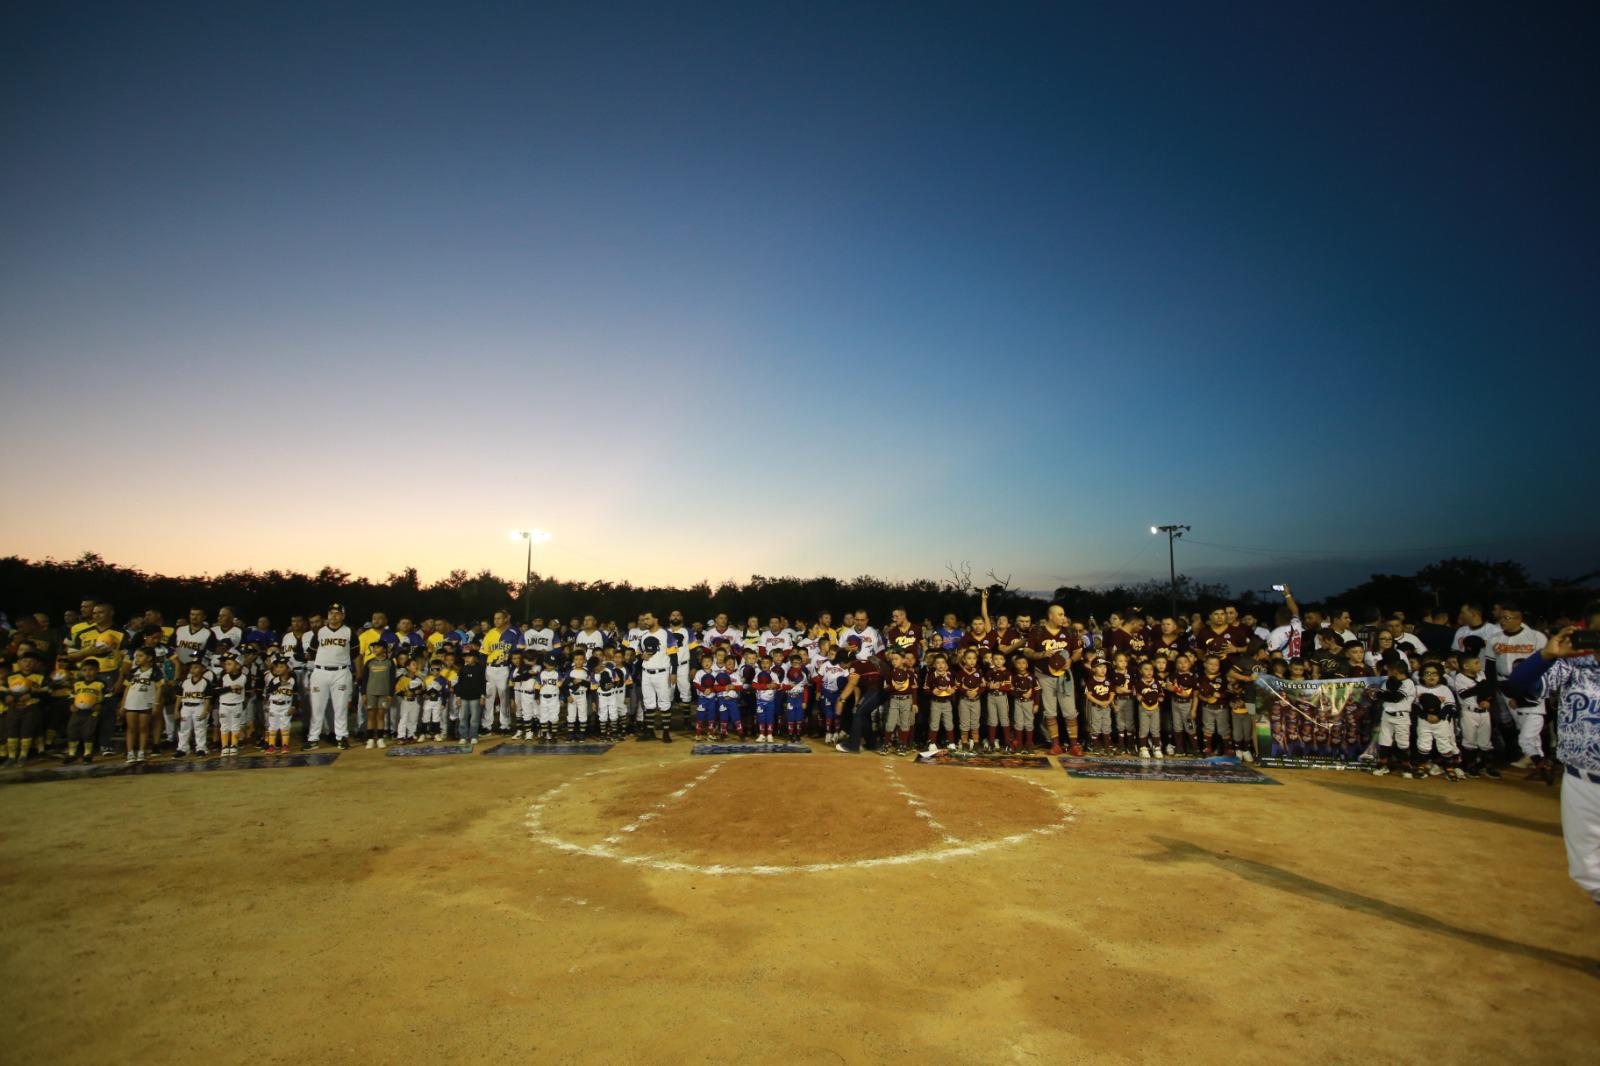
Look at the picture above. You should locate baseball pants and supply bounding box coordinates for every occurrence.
[817,690,839,727]
[640,668,672,714]
[784,695,805,724]
[928,698,954,733]
[957,697,981,732]
[1138,708,1160,741]
[422,700,444,733]
[1377,712,1412,750]
[265,702,292,736]
[598,691,620,726]
[538,694,561,728]
[217,700,248,735]
[1560,769,1600,903]
[484,665,512,730]
[1112,697,1135,734]
[177,706,208,753]
[1034,672,1077,737]
[1199,702,1228,738]
[396,699,420,739]
[1230,709,1254,744]
[67,710,98,745]
[308,668,352,741]
[1086,703,1112,735]
[885,695,915,733]
[984,693,1010,727]
[675,663,692,703]
[1169,698,1196,736]
[1513,707,1546,759]
[717,695,740,729]
[1011,698,1036,737]
[567,693,589,729]
[1414,719,1458,757]
[1459,707,1492,751]
[514,690,536,727]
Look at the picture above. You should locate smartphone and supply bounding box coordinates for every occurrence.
[1570,630,1600,651]
[1271,584,1285,593]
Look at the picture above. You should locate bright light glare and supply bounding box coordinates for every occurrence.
[1150,526,1159,535]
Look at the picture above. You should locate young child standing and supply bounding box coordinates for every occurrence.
[1449,654,1497,778]
[394,657,425,744]
[263,657,297,753]
[1413,662,1464,779]
[751,653,782,744]
[925,654,957,752]
[1195,655,1228,756]
[564,652,592,742]
[175,660,212,759]
[1134,660,1164,759]
[781,652,809,742]
[1371,659,1417,777]
[1082,659,1115,753]
[1009,654,1039,754]
[715,652,743,741]
[693,652,719,740]
[982,650,1013,752]
[814,651,848,744]
[363,643,395,749]
[63,661,105,765]
[955,649,985,753]
[1110,651,1136,754]
[121,648,161,763]
[536,656,564,743]
[4,651,47,766]
[215,654,249,756]
[510,651,537,739]
[883,650,918,755]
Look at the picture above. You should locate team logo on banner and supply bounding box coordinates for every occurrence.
[1253,674,1384,766]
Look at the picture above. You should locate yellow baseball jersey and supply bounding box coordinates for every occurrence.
[481,626,519,666]
[6,672,45,708]
[72,679,105,710]
[358,628,389,663]
[395,674,424,701]
[427,631,445,650]
[76,625,124,674]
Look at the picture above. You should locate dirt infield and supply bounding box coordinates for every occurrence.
[1,742,1594,1064]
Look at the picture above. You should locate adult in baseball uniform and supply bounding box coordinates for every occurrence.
[1026,605,1082,756]
[666,611,696,708]
[632,612,674,742]
[481,610,523,734]
[306,604,356,750]
[1504,614,1600,903]
[1489,604,1548,773]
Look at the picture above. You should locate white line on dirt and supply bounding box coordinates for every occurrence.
[600,761,723,845]
[881,759,961,845]
[523,760,1078,877]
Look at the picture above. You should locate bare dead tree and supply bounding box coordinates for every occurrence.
[944,560,975,593]
[984,569,1014,594]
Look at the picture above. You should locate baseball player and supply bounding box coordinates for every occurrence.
[594,651,624,741]
[631,613,674,742]
[751,653,782,744]
[715,652,743,740]
[522,617,556,662]
[174,659,212,759]
[1025,606,1082,757]
[214,654,249,756]
[1412,663,1464,779]
[305,604,356,751]
[781,651,809,742]
[1488,605,1548,774]
[1503,616,1600,903]
[1371,659,1417,777]
[394,659,425,744]
[510,651,538,738]
[481,610,522,735]
[666,612,696,709]
[564,651,592,742]
[573,616,606,665]
[692,652,719,739]
[814,648,849,745]
[4,651,47,765]
[537,656,563,743]
[982,650,1013,753]
[1448,654,1498,778]
[263,658,297,754]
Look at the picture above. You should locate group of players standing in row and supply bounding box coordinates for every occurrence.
[0,588,1564,779]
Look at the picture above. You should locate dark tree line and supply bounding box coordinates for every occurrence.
[0,553,1592,629]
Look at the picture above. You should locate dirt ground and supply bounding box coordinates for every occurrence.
[1,740,1594,1065]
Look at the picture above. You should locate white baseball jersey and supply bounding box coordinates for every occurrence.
[266,673,297,713]
[523,627,556,655]
[1447,669,1488,712]
[1488,626,1546,678]
[635,629,670,670]
[216,669,247,707]
[310,626,356,668]
[281,630,313,665]
[1452,622,1501,653]
[573,629,606,660]
[208,625,243,668]
[173,625,213,666]
[123,666,159,712]
[701,626,740,650]
[756,629,793,657]
[179,676,212,711]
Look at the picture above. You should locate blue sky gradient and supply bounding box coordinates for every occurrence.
[3,2,1595,597]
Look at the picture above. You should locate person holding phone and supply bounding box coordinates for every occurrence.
[1503,605,1600,904]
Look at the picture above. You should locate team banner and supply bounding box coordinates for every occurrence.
[1253,675,1384,768]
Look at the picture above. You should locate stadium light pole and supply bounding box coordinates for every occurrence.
[1150,524,1191,618]
[510,529,552,624]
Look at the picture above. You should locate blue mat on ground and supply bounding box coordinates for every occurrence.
[914,751,1053,769]
[692,742,811,755]
[481,742,613,756]
[385,744,474,757]
[1058,755,1279,784]
[0,752,340,784]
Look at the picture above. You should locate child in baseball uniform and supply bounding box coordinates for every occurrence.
[1082,659,1115,753]
[394,658,425,743]
[214,654,249,756]
[4,651,47,766]
[781,651,809,742]
[925,654,957,752]
[692,652,719,739]
[883,650,918,755]
[596,651,626,741]
[1009,654,1039,754]
[120,648,161,763]
[537,657,564,742]
[422,667,450,740]
[715,651,743,741]
[814,651,849,745]
[564,652,591,741]
[751,653,782,744]
[175,660,212,758]
[1134,660,1164,759]
[1371,659,1417,777]
[955,649,985,753]
[1412,662,1464,779]
[1449,654,1497,778]
[982,650,1013,753]
[1110,651,1136,755]
[263,658,297,753]
[509,651,537,739]
[1196,655,1228,755]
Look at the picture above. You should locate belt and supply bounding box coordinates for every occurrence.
[1566,765,1600,786]
[645,667,667,674]
[316,665,347,670]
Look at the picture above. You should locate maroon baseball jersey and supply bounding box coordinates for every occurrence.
[927,671,957,699]
[956,667,985,698]
[984,663,1014,694]
[850,658,883,692]
[1010,669,1039,700]
[958,629,998,654]
[882,624,920,660]
[1134,678,1163,709]
[992,627,1024,653]
[1168,670,1198,699]
[1196,671,1227,704]
[1104,628,1151,662]
[1195,626,1235,658]
[1029,625,1076,676]
[1084,676,1115,706]
[887,665,917,697]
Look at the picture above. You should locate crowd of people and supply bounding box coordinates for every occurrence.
[0,587,1583,784]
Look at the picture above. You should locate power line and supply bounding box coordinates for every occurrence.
[1182,537,1540,560]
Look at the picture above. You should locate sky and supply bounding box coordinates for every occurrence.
[2,1,1596,599]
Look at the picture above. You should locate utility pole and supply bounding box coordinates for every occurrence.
[1150,525,1191,618]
